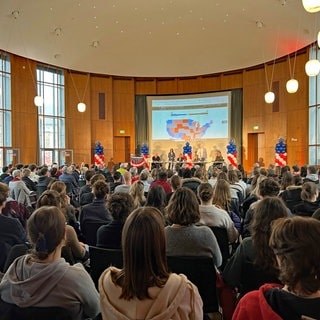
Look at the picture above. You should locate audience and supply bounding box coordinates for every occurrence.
[97,192,134,249]
[165,187,222,268]
[223,197,288,297]
[292,181,320,216]
[198,182,238,243]
[98,206,203,319]
[36,190,88,263]
[0,206,100,319]
[233,216,320,319]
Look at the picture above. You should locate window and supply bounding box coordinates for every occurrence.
[308,45,320,165]
[36,66,65,165]
[0,52,12,167]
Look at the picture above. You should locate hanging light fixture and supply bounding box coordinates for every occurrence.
[69,71,90,112]
[305,59,320,76]
[34,95,44,107]
[77,102,86,112]
[264,62,276,104]
[264,91,275,104]
[302,0,320,13]
[286,54,299,93]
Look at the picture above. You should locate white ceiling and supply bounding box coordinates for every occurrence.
[0,0,319,77]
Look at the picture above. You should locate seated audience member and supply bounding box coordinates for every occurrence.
[150,169,171,194]
[59,165,79,195]
[114,171,132,194]
[223,197,288,297]
[212,179,242,232]
[292,181,320,217]
[303,164,319,187]
[78,169,95,204]
[0,182,29,228]
[99,206,203,319]
[166,174,182,203]
[242,178,281,238]
[80,180,112,229]
[181,169,202,196]
[21,168,37,192]
[165,187,222,268]
[2,168,14,185]
[28,164,39,183]
[139,170,151,196]
[80,173,105,206]
[8,169,31,209]
[49,180,81,238]
[109,171,122,194]
[198,182,238,243]
[279,171,303,211]
[129,166,139,184]
[0,206,100,319]
[233,216,320,320]
[145,185,167,220]
[37,166,54,189]
[0,185,27,271]
[36,190,88,263]
[0,166,10,182]
[96,193,134,249]
[129,180,146,209]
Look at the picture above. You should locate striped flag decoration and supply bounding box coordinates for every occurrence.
[275,138,287,167]
[227,140,238,168]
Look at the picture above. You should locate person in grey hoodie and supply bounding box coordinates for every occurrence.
[0,206,100,320]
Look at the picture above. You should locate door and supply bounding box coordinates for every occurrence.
[114,137,131,164]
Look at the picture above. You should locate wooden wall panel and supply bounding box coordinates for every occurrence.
[221,72,243,89]
[135,79,157,94]
[177,77,200,93]
[65,72,92,164]
[198,75,221,92]
[112,78,135,162]
[156,78,178,94]
[90,76,114,163]
[11,56,38,164]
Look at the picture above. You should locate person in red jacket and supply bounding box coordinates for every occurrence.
[232,216,320,320]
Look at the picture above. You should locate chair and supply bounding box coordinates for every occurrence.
[166,256,219,314]
[3,243,30,272]
[0,297,72,320]
[36,185,48,198]
[81,221,107,246]
[209,226,230,271]
[89,246,123,288]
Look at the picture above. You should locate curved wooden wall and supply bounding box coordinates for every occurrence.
[9,50,309,172]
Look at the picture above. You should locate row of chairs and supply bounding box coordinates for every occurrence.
[89,246,219,315]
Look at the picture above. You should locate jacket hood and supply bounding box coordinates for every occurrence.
[304,174,319,183]
[99,267,201,320]
[0,255,69,307]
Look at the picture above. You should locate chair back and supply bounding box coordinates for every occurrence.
[209,226,230,271]
[166,256,219,314]
[81,221,107,246]
[240,260,280,297]
[3,243,30,272]
[89,246,123,288]
[36,185,48,198]
[0,298,72,320]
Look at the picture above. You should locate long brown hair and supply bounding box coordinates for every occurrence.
[27,206,66,260]
[251,197,287,275]
[212,179,232,211]
[111,207,169,300]
[270,216,320,295]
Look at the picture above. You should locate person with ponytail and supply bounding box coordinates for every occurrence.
[0,206,100,320]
